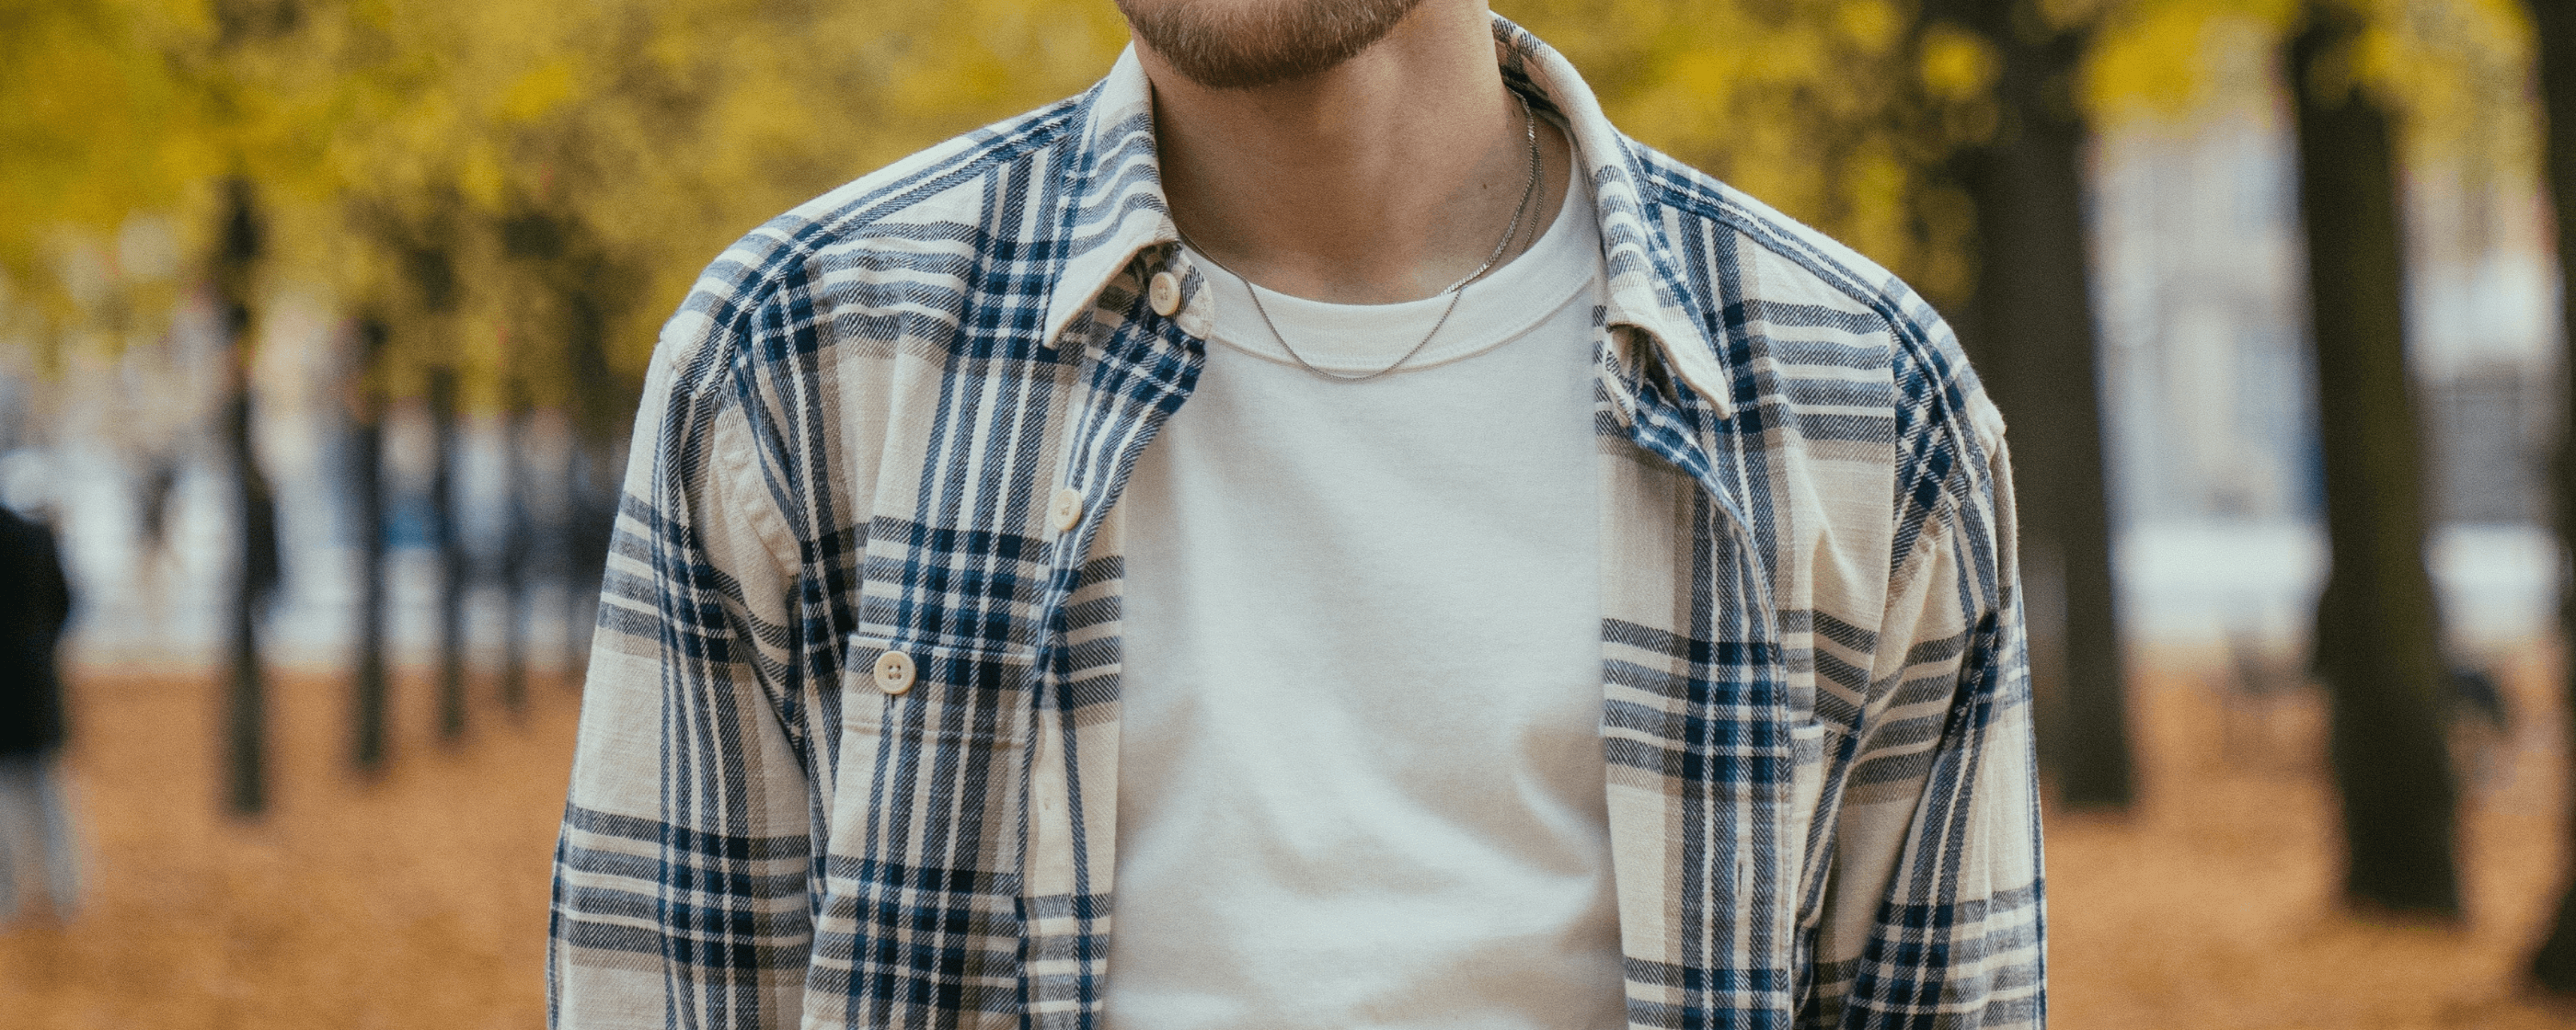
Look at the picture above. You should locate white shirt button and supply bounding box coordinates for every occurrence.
[1051,487,1084,533]
[872,650,915,694]
[1148,270,1181,316]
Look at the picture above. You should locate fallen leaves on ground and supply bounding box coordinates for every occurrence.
[7,647,2576,1028]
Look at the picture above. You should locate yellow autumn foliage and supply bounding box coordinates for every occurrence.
[2083,0,2534,181]
[0,0,2547,416]
[1505,0,1987,300]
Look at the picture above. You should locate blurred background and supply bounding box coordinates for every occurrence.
[0,0,2569,1025]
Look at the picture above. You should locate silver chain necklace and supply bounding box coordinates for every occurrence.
[1179,91,1542,383]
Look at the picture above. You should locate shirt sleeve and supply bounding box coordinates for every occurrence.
[1811,395,2046,1029]
[548,307,818,1030]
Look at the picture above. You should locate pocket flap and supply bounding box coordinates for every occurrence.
[843,634,1036,746]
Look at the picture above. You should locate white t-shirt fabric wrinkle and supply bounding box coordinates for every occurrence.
[1105,161,1623,1030]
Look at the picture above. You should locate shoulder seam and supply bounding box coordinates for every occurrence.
[681,98,1087,395]
[1620,146,2000,586]
[1627,148,1982,445]
[1636,167,1912,343]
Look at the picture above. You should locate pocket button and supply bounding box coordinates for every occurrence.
[872,650,916,694]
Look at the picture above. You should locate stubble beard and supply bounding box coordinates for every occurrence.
[1116,0,1431,90]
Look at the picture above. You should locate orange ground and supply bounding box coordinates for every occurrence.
[2050,644,2576,1030]
[6,649,2576,1028]
[0,667,572,1029]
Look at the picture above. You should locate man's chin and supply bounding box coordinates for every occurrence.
[1118,0,1427,90]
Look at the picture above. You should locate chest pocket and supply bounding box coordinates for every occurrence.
[808,633,1035,1028]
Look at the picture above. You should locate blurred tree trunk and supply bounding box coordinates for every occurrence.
[213,177,275,818]
[2288,1,2461,918]
[430,368,467,740]
[349,318,390,771]
[2522,0,2576,990]
[1946,0,2135,808]
[563,262,627,689]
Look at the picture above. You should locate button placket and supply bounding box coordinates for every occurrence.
[1049,486,1084,535]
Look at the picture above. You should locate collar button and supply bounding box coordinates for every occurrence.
[1050,487,1084,534]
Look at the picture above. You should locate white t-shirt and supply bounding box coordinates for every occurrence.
[1105,167,1621,1030]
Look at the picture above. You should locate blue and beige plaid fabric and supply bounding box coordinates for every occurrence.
[549,16,2042,1030]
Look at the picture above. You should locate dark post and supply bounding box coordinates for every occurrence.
[497,398,529,712]
[350,318,391,771]
[2288,0,2462,917]
[429,368,467,740]
[563,441,608,684]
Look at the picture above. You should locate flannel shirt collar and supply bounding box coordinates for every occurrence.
[1038,15,1733,418]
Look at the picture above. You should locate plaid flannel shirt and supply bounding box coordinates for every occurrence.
[550,16,2043,1030]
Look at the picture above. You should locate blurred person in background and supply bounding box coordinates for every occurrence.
[549,1,2042,1027]
[0,453,79,923]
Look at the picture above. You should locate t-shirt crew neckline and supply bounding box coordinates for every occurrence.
[1182,157,1600,376]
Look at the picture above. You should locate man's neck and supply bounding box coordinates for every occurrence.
[1138,3,1570,305]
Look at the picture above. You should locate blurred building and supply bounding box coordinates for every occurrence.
[2093,100,2559,652]
[0,283,597,674]
[2096,110,2317,528]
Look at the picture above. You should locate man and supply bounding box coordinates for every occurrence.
[0,479,79,922]
[549,2,2043,1027]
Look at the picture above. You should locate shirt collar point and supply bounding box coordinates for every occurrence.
[1628,321,1734,420]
